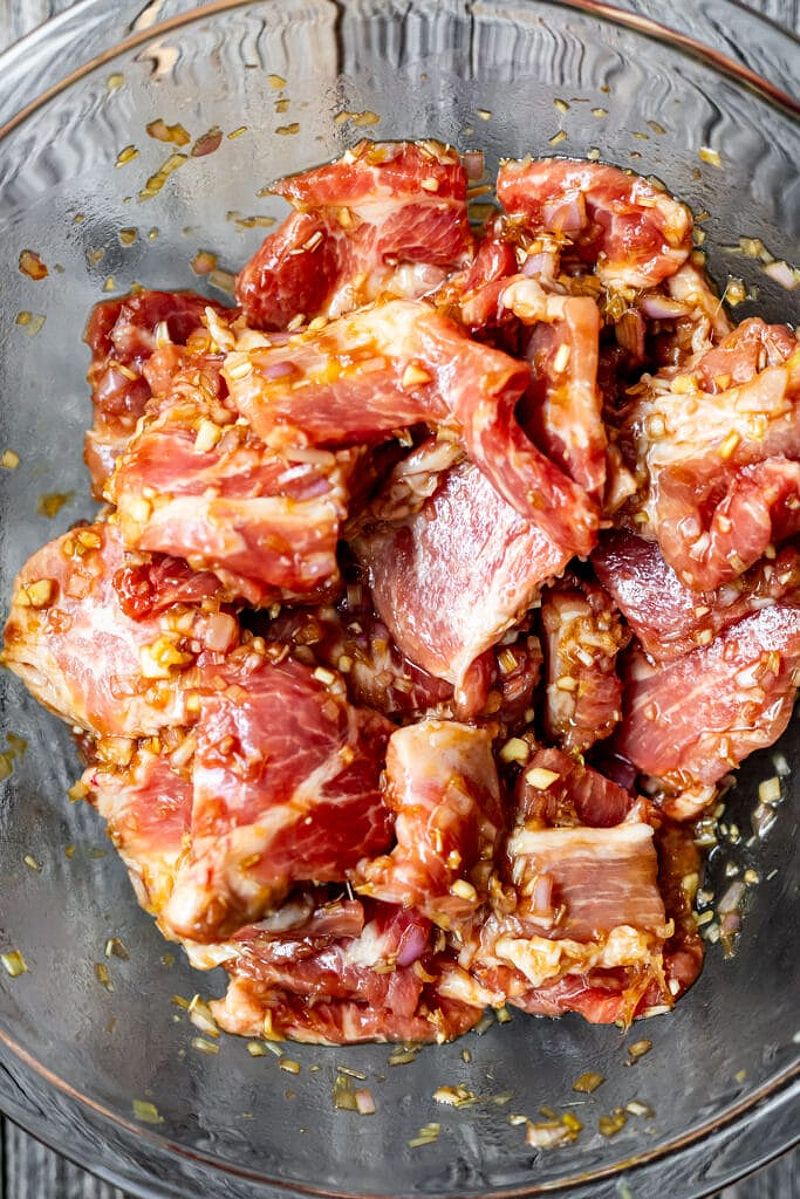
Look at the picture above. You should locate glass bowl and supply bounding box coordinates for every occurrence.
[0,2,798,1196]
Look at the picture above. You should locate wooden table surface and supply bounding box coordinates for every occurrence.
[0,0,798,1195]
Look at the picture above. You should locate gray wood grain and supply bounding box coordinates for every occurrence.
[0,1,798,1196]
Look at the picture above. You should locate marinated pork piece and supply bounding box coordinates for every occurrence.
[616,605,800,817]
[625,317,800,590]
[211,897,484,1043]
[497,158,693,288]
[461,275,607,499]
[541,576,629,753]
[112,554,223,620]
[504,822,666,942]
[268,598,542,730]
[237,140,473,328]
[224,297,599,555]
[1,522,237,737]
[161,648,393,942]
[520,290,606,499]
[443,744,677,1026]
[268,602,456,720]
[514,747,636,829]
[83,746,192,917]
[107,387,357,607]
[83,290,231,492]
[356,721,504,928]
[457,818,671,1025]
[593,530,800,663]
[355,458,572,707]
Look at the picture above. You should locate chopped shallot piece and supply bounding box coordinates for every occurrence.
[237,140,473,328]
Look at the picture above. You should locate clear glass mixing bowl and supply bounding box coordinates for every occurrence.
[0,2,798,1196]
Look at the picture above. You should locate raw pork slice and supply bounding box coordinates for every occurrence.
[1,522,237,737]
[616,604,800,815]
[462,275,607,499]
[541,576,628,753]
[355,459,573,707]
[107,389,355,606]
[626,318,800,589]
[211,898,483,1043]
[497,158,692,288]
[161,649,393,942]
[83,290,230,491]
[459,817,669,1026]
[592,530,800,662]
[514,747,635,830]
[268,598,542,729]
[83,747,191,916]
[357,721,504,928]
[237,140,473,328]
[503,822,665,942]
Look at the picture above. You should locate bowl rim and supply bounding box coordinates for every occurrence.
[0,0,799,1196]
[0,0,798,138]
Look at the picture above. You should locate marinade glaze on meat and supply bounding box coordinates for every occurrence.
[5,140,798,1043]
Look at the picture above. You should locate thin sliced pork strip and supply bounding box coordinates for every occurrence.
[354,458,573,708]
[237,139,473,328]
[356,721,504,928]
[161,647,393,943]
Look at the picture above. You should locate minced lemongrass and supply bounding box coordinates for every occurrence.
[573,1071,604,1094]
[192,1036,220,1055]
[1,951,27,978]
[132,1099,163,1124]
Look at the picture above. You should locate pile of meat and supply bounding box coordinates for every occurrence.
[4,140,799,1044]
